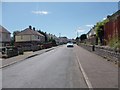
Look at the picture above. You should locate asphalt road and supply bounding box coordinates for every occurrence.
[2,45,88,88]
[2,44,118,88]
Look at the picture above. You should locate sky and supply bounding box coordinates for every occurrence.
[1,2,119,39]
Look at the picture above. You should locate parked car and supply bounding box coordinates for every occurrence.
[18,47,24,55]
[0,47,8,58]
[0,46,19,58]
[67,42,74,47]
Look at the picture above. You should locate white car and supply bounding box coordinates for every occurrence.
[67,42,74,47]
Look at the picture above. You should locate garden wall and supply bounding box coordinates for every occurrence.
[79,44,120,63]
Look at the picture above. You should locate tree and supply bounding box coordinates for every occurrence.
[12,31,20,45]
[95,23,104,45]
[76,37,79,40]
[75,37,79,42]
[51,39,56,45]
[95,19,109,45]
[80,34,87,41]
[44,32,48,42]
[38,30,48,42]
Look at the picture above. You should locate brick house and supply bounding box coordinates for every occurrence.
[0,25,11,47]
[86,26,96,45]
[15,26,45,50]
[59,37,68,44]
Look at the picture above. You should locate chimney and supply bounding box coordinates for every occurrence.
[33,27,35,31]
[29,25,32,29]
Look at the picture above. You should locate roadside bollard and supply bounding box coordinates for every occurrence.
[92,45,95,51]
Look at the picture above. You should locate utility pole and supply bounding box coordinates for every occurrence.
[59,33,61,38]
[77,31,79,38]
[59,33,61,45]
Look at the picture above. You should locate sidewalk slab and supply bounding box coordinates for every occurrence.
[74,45,118,88]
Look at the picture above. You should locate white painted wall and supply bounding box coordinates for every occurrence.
[15,35,45,42]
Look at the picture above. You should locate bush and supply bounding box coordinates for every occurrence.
[108,37,120,51]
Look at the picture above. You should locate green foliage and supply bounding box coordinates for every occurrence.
[76,37,79,40]
[10,37,14,46]
[12,31,21,45]
[109,37,120,50]
[95,19,109,45]
[95,22,103,37]
[48,37,53,42]
[80,34,87,41]
[13,31,21,39]
[95,19,109,37]
[38,30,48,42]
[76,37,79,43]
[51,39,56,44]
[102,19,109,24]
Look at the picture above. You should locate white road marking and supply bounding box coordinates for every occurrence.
[75,54,93,90]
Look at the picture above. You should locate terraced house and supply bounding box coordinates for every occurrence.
[0,25,11,47]
[86,26,96,45]
[15,26,45,50]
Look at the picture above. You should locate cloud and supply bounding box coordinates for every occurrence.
[77,29,85,33]
[32,10,50,15]
[76,27,85,33]
[85,24,94,27]
[103,17,107,20]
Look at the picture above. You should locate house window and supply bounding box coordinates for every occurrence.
[6,34,8,39]
[21,36,23,39]
[38,36,39,39]
[35,35,37,39]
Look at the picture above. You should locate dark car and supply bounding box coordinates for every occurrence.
[0,46,19,58]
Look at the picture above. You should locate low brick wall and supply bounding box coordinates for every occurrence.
[79,44,120,63]
[22,45,41,52]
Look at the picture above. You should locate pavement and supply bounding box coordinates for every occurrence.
[74,45,118,88]
[1,46,57,68]
[2,44,119,88]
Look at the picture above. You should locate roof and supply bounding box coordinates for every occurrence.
[0,25,11,34]
[35,30,45,37]
[107,10,120,20]
[16,28,45,37]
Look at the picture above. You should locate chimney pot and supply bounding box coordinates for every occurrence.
[33,27,35,31]
[29,25,32,29]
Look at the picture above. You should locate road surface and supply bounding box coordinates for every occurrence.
[2,44,118,88]
[2,45,87,88]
